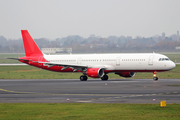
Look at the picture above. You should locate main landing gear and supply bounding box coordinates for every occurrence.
[80,75,88,81]
[79,74,109,81]
[153,71,158,81]
[101,74,109,81]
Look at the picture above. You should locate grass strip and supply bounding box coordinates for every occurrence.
[0,53,25,63]
[0,103,180,120]
[0,65,180,79]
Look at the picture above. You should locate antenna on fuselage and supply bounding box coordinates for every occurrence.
[68,51,72,55]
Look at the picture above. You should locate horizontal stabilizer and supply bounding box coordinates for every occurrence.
[7,58,29,62]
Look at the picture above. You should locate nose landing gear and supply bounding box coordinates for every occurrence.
[153,71,158,81]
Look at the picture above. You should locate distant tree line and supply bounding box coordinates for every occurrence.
[0,34,180,53]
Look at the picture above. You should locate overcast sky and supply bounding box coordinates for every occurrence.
[0,0,180,39]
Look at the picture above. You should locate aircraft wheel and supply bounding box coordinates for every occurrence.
[80,75,88,81]
[101,75,108,81]
[153,77,158,81]
[83,76,88,81]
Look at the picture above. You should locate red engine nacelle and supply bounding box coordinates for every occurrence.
[86,68,104,78]
[116,72,135,78]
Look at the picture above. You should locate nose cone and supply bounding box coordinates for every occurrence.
[169,61,176,70]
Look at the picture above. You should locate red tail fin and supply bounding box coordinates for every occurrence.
[21,30,43,56]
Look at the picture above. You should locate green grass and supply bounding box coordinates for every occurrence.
[0,53,25,63]
[164,54,180,63]
[0,65,180,79]
[0,66,82,79]
[0,103,180,120]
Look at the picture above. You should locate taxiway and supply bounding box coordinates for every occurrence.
[0,79,180,103]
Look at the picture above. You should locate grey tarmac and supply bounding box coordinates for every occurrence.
[0,79,180,103]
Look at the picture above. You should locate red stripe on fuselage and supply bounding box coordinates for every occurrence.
[22,60,167,73]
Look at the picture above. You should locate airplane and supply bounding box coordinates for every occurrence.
[9,30,176,81]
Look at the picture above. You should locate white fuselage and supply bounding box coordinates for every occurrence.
[43,53,176,72]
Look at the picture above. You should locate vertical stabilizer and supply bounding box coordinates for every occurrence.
[21,30,43,56]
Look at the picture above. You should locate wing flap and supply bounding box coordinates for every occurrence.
[37,61,88,71]
[39,62,88,68]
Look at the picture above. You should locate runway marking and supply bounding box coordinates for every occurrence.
[173,92,178,94]
[112,81,139,83]
[0,89,13,92]
[0,88,130,96]
[114,97,120,98]
[0,88,34,94]
[0,88,180,102]
[136,95,143,96]
[76,101,92,103]
[98,98,104,100]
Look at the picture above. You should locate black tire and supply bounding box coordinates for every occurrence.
[153,77,158,81]
[80,75,88,81]
[80,75,84,81]
[101,75,108,81]
[83,76,88,81]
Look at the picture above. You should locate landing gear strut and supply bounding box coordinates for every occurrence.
[153,71,158,81]
[101,74,109,81]
[80,75,88,81]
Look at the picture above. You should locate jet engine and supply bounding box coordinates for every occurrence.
[116,72,135,78]
[86,68,104,78]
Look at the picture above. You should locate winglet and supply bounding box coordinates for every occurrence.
[21,30,43,56]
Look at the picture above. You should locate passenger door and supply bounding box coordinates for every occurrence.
[116,57,120,66]
[148,55,154,65]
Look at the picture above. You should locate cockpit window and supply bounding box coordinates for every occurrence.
[159,58,170,61]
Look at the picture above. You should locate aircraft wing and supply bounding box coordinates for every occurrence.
[37,61,88,71]
[6,58,108,71]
